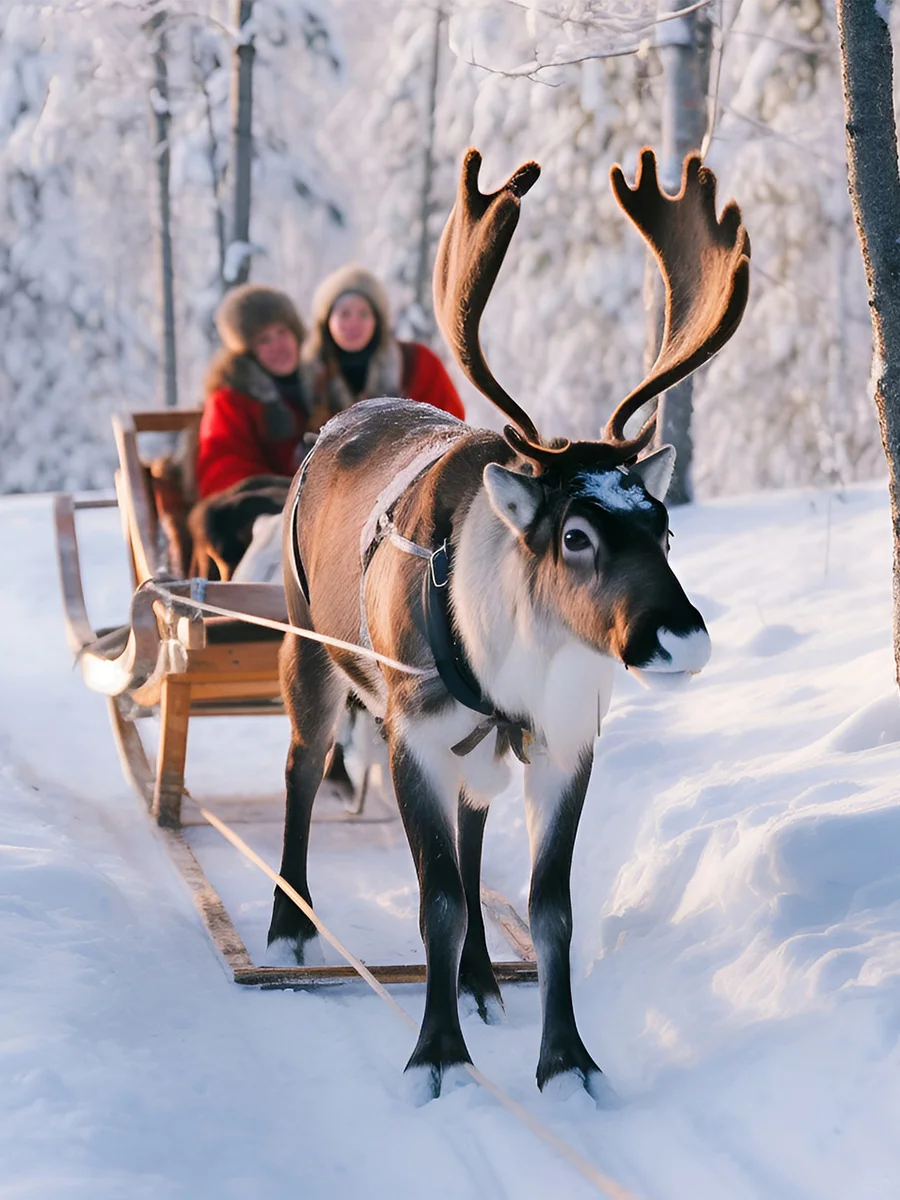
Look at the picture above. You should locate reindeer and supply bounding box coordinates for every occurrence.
[267,148,750,1101]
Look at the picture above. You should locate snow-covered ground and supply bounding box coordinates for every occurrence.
[2,481,900,1199]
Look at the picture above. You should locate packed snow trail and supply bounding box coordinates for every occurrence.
[1,487,900,1198]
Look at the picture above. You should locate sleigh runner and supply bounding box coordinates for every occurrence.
[53,406,538,987]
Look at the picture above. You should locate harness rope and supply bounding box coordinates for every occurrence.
[200,806,640,1200]
[149,585,431,677]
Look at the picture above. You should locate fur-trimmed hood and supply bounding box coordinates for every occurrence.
[204,349,303,441]
[307,264,392,348]
[300,265,404,412]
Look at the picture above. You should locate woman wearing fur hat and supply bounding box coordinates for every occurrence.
[301,265,465,420]
[196,283,322,498]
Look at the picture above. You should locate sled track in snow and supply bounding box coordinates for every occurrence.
[199,805,640,1200]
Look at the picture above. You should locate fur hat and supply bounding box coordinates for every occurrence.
[300,265,404,414]
[215,284,305,355]
[309,265,392,340]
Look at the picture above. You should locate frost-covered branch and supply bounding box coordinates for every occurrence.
[448,0,712,79]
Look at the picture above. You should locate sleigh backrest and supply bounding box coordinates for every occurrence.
[112,409,203,584]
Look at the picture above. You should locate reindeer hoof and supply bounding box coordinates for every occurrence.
[538,1065,619,1108]
[264,933,325,968]
[585,1069,621,1108]
[537,1041,604,1098]
[402,1061,473,1105]
[539,1068,585,1102]
[402,1062,442,1106]
[459,987,505,1026]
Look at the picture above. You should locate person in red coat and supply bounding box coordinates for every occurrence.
[300,264,465,421]
[193,272,464,582]
[196,284,322,498]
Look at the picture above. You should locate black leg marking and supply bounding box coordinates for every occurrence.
[324,739,352,790]
[390,737,471,1095]
[267,635,346,961]
[457,795,503,1022]
[526,748,603,1093]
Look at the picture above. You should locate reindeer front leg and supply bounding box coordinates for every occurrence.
[458,794,504,1023]
[525,745,604,1097]
[389,733,471,1100]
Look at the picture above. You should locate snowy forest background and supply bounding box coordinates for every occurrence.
[0,0,886,497]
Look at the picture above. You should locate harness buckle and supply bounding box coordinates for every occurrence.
[430,540,450,589]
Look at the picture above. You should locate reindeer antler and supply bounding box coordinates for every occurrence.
[433,149,544,447]
[604,148,751,448]
[434,147,750,472]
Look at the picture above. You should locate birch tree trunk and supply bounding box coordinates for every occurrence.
[227,0,255,288]
[646,3,711,504]
[836,0,900,687]
[148,13,178,408]
[412,5,444,344]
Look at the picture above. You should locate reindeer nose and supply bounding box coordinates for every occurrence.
[622,605,710,674]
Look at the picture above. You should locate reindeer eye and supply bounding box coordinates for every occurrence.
[561,517,599,563]
[564,529,591,552]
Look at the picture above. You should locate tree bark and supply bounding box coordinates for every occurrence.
[412,5,444,344]
[836,1,900,688]
[195,41,227,289]
[645,3,711,505]
[148,13,178,408]
[228,0,255,287]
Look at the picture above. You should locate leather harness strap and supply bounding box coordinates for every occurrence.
[421,540,532,764]
[292,427,532,762]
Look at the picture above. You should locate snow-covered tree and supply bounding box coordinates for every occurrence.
[0,0,886,502]
[695,0,878,495]
[333,0,879,495]
[0,3,158,492]
[0,0,343,493]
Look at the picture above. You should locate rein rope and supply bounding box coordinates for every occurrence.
[201,806,640,1200]
[148,584,431,677]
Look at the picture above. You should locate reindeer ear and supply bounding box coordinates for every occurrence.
[483,464,543,537]
[630,445,676,501]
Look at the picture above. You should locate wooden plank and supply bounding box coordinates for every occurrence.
[107,697,156,809]
[160,828,255,972]
[53,493,99,655]
[70,492,118,510]
[233,961,538,988]
[187,699,286,717]
[199,582,288,622]
[186,674,283,698]
[481,887,535,961]
[131,409,202,435]
[183,641,282,678]
[114,468,140,590]
[112,413,164,585]
[153,676,191,827]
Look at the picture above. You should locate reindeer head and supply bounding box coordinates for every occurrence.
[435,147,750,688]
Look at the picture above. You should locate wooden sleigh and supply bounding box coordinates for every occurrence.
[54,408,537,988]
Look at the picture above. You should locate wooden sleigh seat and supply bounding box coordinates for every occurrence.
[54,408,289,827]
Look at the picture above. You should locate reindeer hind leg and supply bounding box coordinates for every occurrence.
[267,633,347,964]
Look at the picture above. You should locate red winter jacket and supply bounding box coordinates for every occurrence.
[196,342,464,498]
[401,343,465,421]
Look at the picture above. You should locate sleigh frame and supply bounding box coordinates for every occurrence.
[53,408,537,988]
